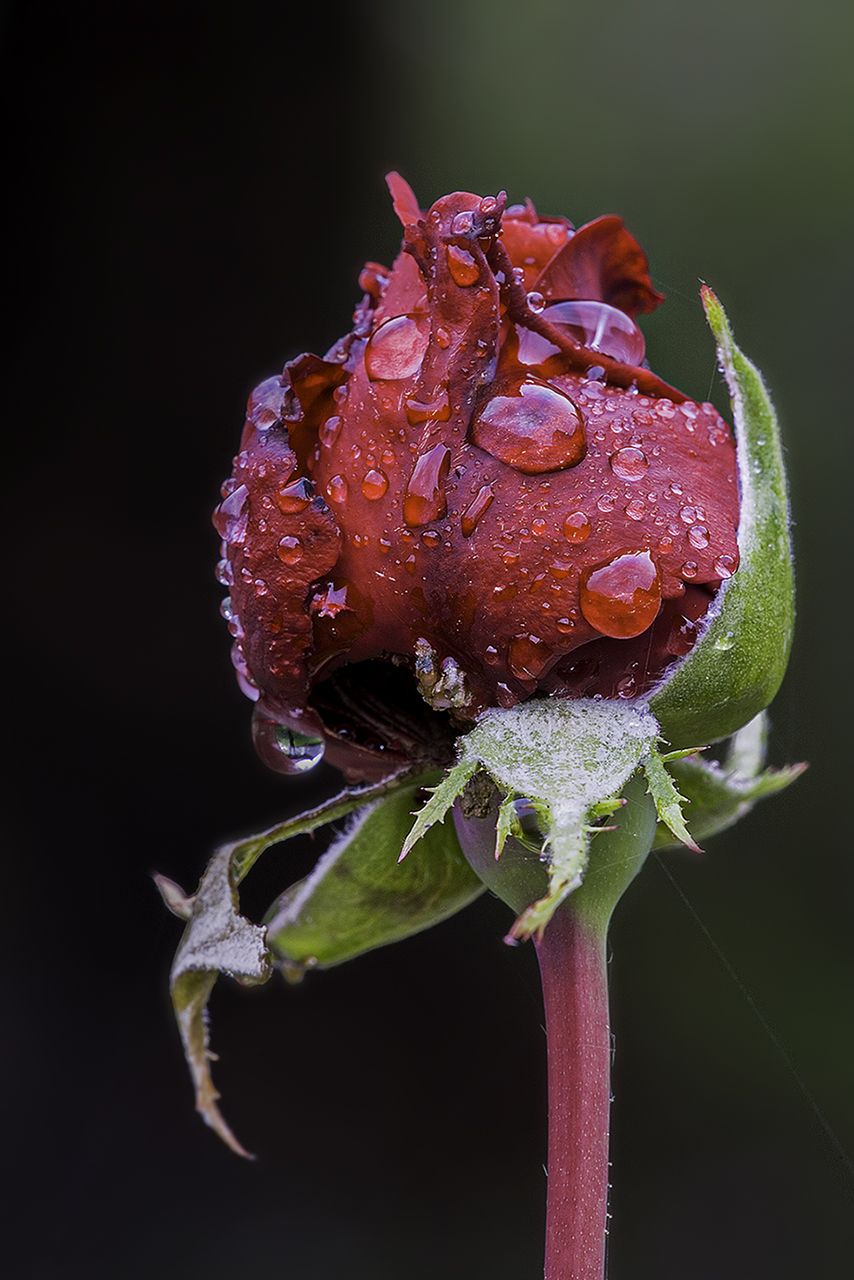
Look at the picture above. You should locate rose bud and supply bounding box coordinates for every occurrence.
[213,174,746,785]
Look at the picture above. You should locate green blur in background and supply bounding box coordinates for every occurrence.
[7,1,851,1277]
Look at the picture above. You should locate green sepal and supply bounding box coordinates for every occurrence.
[653,712,806,847]
[264,783,484,972]
[651,288,795,747]
[642,746,701,853]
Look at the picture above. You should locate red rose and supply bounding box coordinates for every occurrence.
[213,175,739,783]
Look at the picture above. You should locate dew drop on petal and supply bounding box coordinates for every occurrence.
[531,518,548,537]
[625,498,646,521]
[327,475,349,503]
[681,561,699,580]
[688,524,710,550]
[216,558,233,586]
[471,378,586,474]
[527,291,545,313]
[714,553,737,578]
[436,327,451,350]
[252,709,325,774]
[484,645,500,665]
[461,484,494,537]
[563,511,591,544]
[610,447,648,481]
[404,443,451,527]
[320,415,343,448]
[365,314,430,381]
[579,550,662,639]
[362,469,389,500]
[446,244,480,286]
[508,634,553,680]
[539,300,646,365]
[556,617,575,634]
[275,478,313,514]
[212,484,249,543]
[276,536,303,565]
[247,376,286,429]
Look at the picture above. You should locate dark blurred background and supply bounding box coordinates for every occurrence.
[5,1,852,1276]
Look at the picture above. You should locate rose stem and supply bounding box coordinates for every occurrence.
[535,903,611,1280]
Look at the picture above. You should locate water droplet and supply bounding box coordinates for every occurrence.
[527,291,545,313]
[320,415,342,448]
[548,560,573,579]
[365,314,429,381]
[381,448,396,467]
[625,498,646,521]
[616,674,637,698]
[327,474,349,503]
[538,300,646,365]
[679,504,706,524]
[379,537,392,554]
[212,484,249,543]
[586,365,606,383]
[471,377,586,474]
[404,555,417,575]
[277,536,303,565]
[247,376,285,429]
[362,468,389,500]
[451,210,474,235]
[610,447,649,481]
[597,494,615,513]
[446,244,480,286]
[493,583,518,602]
[579,550,662,638]
[713,553,737,579]
[687,524,710,550]
[556,617,575,634]
[508,634,553,680]
[275,478,313,514]
[531,518,548,537]
[252,709,325,774]
[680,561,698,579]
[216,558,233,586]
[484,645,500,665]
[667,615,700,656]
[436,327,451,349]
[219,596,236,623]
[502,551,520,567]
[562,511,591,544]
[405,389,451,423]
[461,484,494,537]
[713,630,735,651]
[421,530,441,548]
[403,443,451,527]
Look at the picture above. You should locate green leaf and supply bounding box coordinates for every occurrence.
[653,712,806,847]
[398,757,480,862]
[642,747,701,852]
[651,288,795,746]
[265,784,484,970]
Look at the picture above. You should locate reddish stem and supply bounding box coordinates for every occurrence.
[535,906,611,1280]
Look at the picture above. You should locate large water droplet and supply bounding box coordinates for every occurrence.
[713,553,737,579]
[365,314,429,381]
[508,634,553,680]
[610,447,649,481]
[446,244,479,286]
[212,484,249,544]
[403,443,451,527]
[247,376,286,429]
[277,536,303,565]
[471,378,586,474]
[405,390,451,424]
[579,550,662,638]
[361,469,389,501]
[320,415,342,448]
[687,524,710,550]
[252,709,325,774]
[327,474,349,504]
[461,484,494,537]
[519,300,646,366]
[563,511,591,544]
[275,478,312,514]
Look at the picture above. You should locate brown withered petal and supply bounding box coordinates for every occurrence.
[214,175,739,782]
